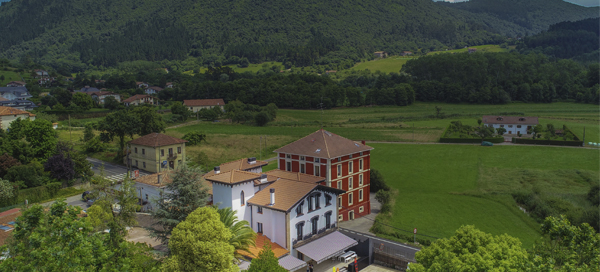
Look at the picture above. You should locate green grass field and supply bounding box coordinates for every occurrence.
[370,143,599,247]
[0,70,27,86]
[343,57,415,74]
[186,62,284,75]
[427,44,510,55]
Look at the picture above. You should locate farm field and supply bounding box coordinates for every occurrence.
[0,69,29,86]
[426,44,511,55]
[343,57,415,74]
[370,143,599,248]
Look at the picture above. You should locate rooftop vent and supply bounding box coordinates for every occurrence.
[315,149,321,153]
[260,174,268,183]
[270,188,275,205]
[248,157,257,164]
[214,166,220,174]
[354,143,360,147]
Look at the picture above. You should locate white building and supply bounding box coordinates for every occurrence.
[145,86,163,95]
[206,158,358,271]
[0,106,35,130]
[482,115,539,135]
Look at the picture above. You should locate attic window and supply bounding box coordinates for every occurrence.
[519,118,525,121]
[315,149,321,153]
[496,117,503,121]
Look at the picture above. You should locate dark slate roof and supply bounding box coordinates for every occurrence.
[0,100,37,108]
[79,87,101,93]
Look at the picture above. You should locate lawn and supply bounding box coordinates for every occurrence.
[0,70,26,86]
[427,44,510,55]
[343,57,415,74]
[370,143,599,248]
[187,62,284,75]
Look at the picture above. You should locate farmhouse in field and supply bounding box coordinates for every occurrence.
[0,106,35,130]
[374,51,388,58]
[183,99,225,112]
[123,94,154,106]
[274,129,373,221]
[206,156,355,270]
[482,116,539,135]
[125,133,187,173]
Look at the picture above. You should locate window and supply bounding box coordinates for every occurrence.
[349,177,353,190]
[349,154,352,158]
[338,196,342,209]
[325,195,332,206]
[300,164,305,174]
[143,162,146,168]
[161,149,165,156]
[348,192,353,205]
[359,174,363,186]
[296,203,304,217]
[508,125,513,128]
[337,165,342,177]
[296,222,304,241]
[337,180,342,189]
[257,222,263,234]
[240,191,245,206]
[308,196,313,211]
[517,125,522,128]
[168,148,173,155]
[135,147,138,153]
[286,154,291,159]
[136,160,138,167]
[286,162,291,171]
[314,165,320,177]
[145,194,149,200]
[257,207,263,214]
[142,149,145,155]
[500,125,504,128]
[177,147,181,154]
[315,158,320,163]
[338,157,342,162]
[519,118,526,121]
[311,217,318,235]
[359,189,363,201]
[315,194,321,209]
[298,251,304,261]
[300,156,305,161]
[359,206,364,213]
[339,215,343,221]
[349,161,353,173]
[325,212,332,229]
[359,159,363,170]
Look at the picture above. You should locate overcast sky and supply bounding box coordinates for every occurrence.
[433,0,599,7]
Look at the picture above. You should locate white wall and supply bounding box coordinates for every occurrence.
[230,181,254,223]
[212,182,233,209]
[253,207,287,249]
[487,123,530,135]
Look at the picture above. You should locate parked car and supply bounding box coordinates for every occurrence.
[82,191,92,201]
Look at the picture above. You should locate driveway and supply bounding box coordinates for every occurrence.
[339,192,381,235]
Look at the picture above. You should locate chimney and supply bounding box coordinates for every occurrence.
[270,188,275,205]
[157,173,161,184]
[260,174,267,183]
[248,157,256,165]
[214,166,220,174]
[361,140,366,145]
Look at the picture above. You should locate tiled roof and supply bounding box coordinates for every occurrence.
[147,86,163,91]
[265,169,325,184]
[241,233,289,259]
[274,129,373,159]
[247,179,328,212]
[87,91,118,96]
[0,97,7,101]
[134,171,213,194]
[482,116,539,125]
[123,94,152,103]
[204,170,263,185]
[128,133,187,147]
[204,158,268,178]
[0,106,35,117]
[7,81,26,86]
[80,87,100,93]
[183,99,225,107]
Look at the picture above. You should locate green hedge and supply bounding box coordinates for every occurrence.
[440,137,504,143]
[511,138,583,146]
[0,182,62,207]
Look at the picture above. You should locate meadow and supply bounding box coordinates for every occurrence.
[370,143,599,247]
[0,69,30,86]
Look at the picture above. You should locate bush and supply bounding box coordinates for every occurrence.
[0,182,63,207]
[182,131,207,146]
[370,169,389,192]
[375,190,391,205]
[85,136,106,152]
[587,184,599,206]
[254,111,271,126]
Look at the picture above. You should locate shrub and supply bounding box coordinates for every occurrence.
[182,132,207,146]
[370,169,389,192]
[588,184,599,206]
[85,136,106,152]
[375,190,391,205]
[254,111,271,126]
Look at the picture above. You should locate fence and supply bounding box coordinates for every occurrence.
[372,246,411,271]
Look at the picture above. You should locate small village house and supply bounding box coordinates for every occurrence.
[6,81,26,87]
[0,87,32,101]
[125,133,187,173]
[86,91,121,104]
[482,116,539,135]
[145,86,163,95]
[401,51,413,56]
[183,99,226,113]
[34,69,49,78]
[373,51,388,58]
[165,82,174,88]
[123,94,154,106]
[0,106,35,130]
[136,82,149,89]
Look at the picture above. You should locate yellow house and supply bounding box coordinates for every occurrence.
[0,106,36,130]
[183,99,225,113]
[126,133,188,173]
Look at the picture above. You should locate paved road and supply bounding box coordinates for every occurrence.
[86,157,152,182]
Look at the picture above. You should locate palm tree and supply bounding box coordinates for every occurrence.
[217,207,257,262]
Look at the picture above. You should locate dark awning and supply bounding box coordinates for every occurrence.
[296,231,358,264]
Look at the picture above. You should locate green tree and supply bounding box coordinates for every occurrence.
[98,109,142,153]
[83,124,95,142]
[199,108,218,121]
[370,168,390,192]
[182,131,207,146]
[246,244,287,272]
[496,127,507,135]
[86,204,113,230]
[103,96,120,110]
[71,92,94,110]
[254,111,270,126]
[546,123,556,137]
[162,207,238,272]
[0,152,21,177]
[217,207,257,261]
[476,125,495,141]
[0,178,14,200]
[409,225,529,271]
[24,119,58,160]
[263,103,278,120]
[131,105,166,135]
[151,165,210,245]
[0,200,160,271]
[533,124,544,139]
[170,101,191,120]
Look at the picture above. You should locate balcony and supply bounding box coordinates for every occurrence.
[292,223,337,247]
[167,153,177,161]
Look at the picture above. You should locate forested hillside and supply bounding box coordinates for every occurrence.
[438,0,599,35]
[0,0,572,71]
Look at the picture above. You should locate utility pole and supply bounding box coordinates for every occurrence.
[69,114,72,144]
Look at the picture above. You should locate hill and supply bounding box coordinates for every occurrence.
[437,0,599,35]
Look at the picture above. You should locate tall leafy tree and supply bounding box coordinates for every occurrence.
[170,101,191,120]
[24,119,57,160]
[0,200,160,271]
[0,152,21,177]
[151,165,210,245]
[217,207,257,261]
[0,178,14,200]
[98,109,142,153]
[71,92,94,110]
[162,207,237,272]
[131,105,166,135]
[246,244,287,272]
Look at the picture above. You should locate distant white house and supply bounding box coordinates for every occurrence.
[0,106,35,130]
[145,86,163,95]
[482,115,539,135]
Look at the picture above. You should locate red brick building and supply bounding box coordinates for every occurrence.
[274,129,373,221]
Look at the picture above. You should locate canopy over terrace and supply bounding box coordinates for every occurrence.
[295,231,358,264]
[278,255,307,271]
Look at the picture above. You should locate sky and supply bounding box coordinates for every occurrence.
[433,0,599,7]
